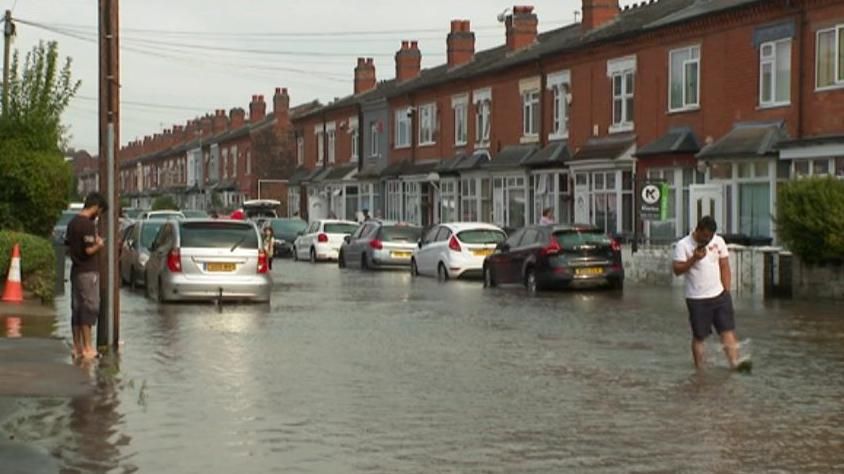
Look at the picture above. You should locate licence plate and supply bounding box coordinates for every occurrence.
[391,251,412,259]
[472,249,493,257]
[206,262,236,272]
[575,267,604,276]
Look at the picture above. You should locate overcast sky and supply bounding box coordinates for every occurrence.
[2,0,638,152]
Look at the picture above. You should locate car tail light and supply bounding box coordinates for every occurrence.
[542,238,562,256]
[448,235,462,252]
[317,233,328,243]
[166,248,182,273]
[369,239,383,250]
[611,239,622,252]
[257,250,269,273]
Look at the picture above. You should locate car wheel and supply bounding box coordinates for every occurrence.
[483,265,497,288]
[525,268,538,294]
[410,259,419,277]
[361,254,369,271]
[609,278,624,291]
[130,267,139,290]
[310,248,317,264]
[157,277,167,303]
[437,263,449,282]
[338,251,346,268]
[293,247,299,261]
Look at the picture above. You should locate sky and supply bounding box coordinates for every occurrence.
[2,0,638,152]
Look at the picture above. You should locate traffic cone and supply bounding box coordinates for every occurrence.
[2,244,24,303]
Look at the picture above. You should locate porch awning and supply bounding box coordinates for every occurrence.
[777,134,844,160]
[572,133,636,161]
[288,166,311,185]
[523,141,572,168]
[697,121,788,160]
[635,127,701,157]
[308,167,333,183]
[379,160,408,178]
[357,160,387,179]
[403,160,441,176]
[212,179,238,192]
[454,150,490,171]
[435,155,463,175]
[323,163,358,181]
[482,144,538,170]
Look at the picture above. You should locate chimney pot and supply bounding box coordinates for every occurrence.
[581,0,620,31]
[401,40,409,49]
[506,4,539,51]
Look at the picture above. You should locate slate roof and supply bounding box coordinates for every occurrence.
[288,166,312,185]
[635,127,701,157]
[322,163,359,181]
[777,133,844,150]
[482,144,538,170]
[572,134,637,161]
[696,121,788,160]
[523,141,572,168]
[357,160,388,179]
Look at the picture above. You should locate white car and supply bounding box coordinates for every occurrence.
[293,219,360,263]
[411,222,507,281]
[139,210,185,220]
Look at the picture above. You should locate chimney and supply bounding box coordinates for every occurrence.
[200,116,213,136]
[230,107,246,129]
[212,109,228,133]
[273,87,290,122]
[173,125,184,143]
[581,0,619,31]
[354,57,377,94]
[447,20,475,68]
[506,5,538,51]
[250,95,267,123]
[395,40,421,82]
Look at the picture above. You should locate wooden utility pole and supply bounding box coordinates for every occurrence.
[97,0,120,351]
[2,10,14,115]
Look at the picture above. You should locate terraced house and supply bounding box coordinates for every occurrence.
[290,0,844,243]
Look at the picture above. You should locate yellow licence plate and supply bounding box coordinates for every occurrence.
[576,267,604,276]
[206,262,236,272]
[472,249,493,257]
[391,251,412,259]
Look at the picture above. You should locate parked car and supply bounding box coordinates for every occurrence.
[411,223,506,281]
[139,210,185,220]
[144,219,271,303]
[266,218,308,258]
[122,207,143,219]
[119,219,167,287]
[53,210,78,245]
[293,219,359,263]
[483,225,624,292]
[242,199,279,220]
[339,221,423,270]
[181,209,209,219]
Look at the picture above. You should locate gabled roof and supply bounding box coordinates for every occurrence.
[523,141,572,168]
[572,133,636,161]
[482,144,538,170]
[636,127,701,157]
[697,121,788,160]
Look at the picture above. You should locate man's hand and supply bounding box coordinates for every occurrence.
[95,236,105,248]
[692,246,707,261]
[673,247,706,276]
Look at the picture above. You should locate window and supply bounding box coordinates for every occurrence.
[297,137,304,166]
[760,39,792,106]
[246,149,252,175]
[386,180,403,221]
[326,123,336,164]
[395,109,411,149]
[547,69,570,139]
[440,180,458,223]
[474,88,492,146]
[351,124,359,162]
[453,95,468,146]
[669,46,700,111]
[222,149,229,179]
[460,178,479,221]
[816,26,844,89]
[288,188,300,217]
[316,129,324,164]
[370,121,381,157]
[231,145,238,178]
[522,90,540,138]
[611,71,634,131]
[419,103,436,146]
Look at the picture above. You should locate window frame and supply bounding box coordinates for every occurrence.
[815,25,844,90]
[760,38,792,107]
[370,121,380,157]
[350,123,359,162]
[669,45,701,112]
[297,136,304,166]
[326,123,337,164]
[453,95,468,147]
[418,103,437,146]
[610,69,635,132]
[395,108,411,149]
[521,89,541,139]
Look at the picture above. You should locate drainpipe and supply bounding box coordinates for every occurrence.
[409,93,417,164]
[538,59,548,149]
[795,5,805,140]
[357,104,365,173]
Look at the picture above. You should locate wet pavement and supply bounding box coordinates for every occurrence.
[2,260,844,473]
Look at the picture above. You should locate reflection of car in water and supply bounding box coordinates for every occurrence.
[266,218,308,258]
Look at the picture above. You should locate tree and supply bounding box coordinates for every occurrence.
[778,177,844,264]
[152,195,179,211]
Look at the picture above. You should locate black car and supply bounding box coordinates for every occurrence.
[482,224,624,292]
[267,218,308,257]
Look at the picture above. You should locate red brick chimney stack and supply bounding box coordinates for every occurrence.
[212,109,228,133]
[354,57,377,94]
[395,40,422,82]
[273,87,290,123]
[250,95,267,123]
[229,107,246,129]
[447,20,475,68]
[581,0,620,31]
[506,5,538,51]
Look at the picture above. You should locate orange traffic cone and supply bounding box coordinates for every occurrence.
[2,244,24,303]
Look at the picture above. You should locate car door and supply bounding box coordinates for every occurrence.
[512,228,540,280]
[346,223,369,266]
[297,221,318,258]
[146,223,171,293]
[426,226,453,275]
[415,226,441,275]
[489,228,524,284]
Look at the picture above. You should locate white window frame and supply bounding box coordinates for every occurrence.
[349,117,359,162]
[370,121,381,157]
[386,180,403,221]
[760,39,792,107]
[418,103,437,146]
[547,70,570,140]
[231,145,238,178]
[519,77,541,143]
[473,88,492,147]
[815,25,844,90]
[608,56,636,133]
[452,94,469,146]
[222,148,229,179]
[297,136,304,166]
[395,109,411,149]
[326,122,336,164]
[669,45,701,112]
[315,126,325,165]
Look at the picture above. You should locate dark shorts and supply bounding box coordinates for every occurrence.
[686,291,735,341]
[71,271,99,327]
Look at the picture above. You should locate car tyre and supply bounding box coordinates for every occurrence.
[361,254,369,271]
[410,259,419,277]
[338,251,346,268]
[157,277,167,304]
[483,265,497,288]
[310,248,317,264]
[437,263,450,282]
[525,268,539,294]
[293,247,299,262]
[609,278,624,291]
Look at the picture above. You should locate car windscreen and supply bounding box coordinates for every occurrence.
[123,209,141,219]
[381,226,422,242]
[179,222,259,249]
[140,222,166,249]
[554,230,612,248]
[324,223,359,234]
[457,229,506,245]
[271,220,307,235]
[56,212,76,226]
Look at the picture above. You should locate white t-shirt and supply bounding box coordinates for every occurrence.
[673,233,729,299]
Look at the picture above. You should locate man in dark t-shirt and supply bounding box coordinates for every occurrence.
[66,192,108,359]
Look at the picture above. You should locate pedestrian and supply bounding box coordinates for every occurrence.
[66,192,108,360]
[539,208,555,225]
[327,211,338,219]
[672,216,745,370]
[262,226,275,270]
[362,208,371,221]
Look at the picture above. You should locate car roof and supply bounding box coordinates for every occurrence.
[442,222,505,232]
[317,219,358,225]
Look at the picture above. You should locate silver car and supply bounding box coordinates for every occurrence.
[144,219,272,303]
[119,219,168,288]
[338,221,423,270]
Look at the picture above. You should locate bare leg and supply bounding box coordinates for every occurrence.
[720,330,740,368]
[71,326,82,357]
[692,339,706,369]
[81,325,97,359]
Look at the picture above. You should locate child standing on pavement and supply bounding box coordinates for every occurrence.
[262,226,275,270]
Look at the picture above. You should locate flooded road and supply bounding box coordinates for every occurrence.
[4,261,844,473]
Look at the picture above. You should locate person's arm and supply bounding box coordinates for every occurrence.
[85,237,105,256]
[673,246,705,276]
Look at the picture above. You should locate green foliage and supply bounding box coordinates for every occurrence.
[152,195,179,211]
[0,231,57,303]
[0,139,72,237]
[0,41,81,152]
[777,177,844,264]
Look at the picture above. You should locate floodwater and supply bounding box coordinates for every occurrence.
[3,261,844,473]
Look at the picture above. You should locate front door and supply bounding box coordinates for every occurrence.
[689,184,724,231]
[573,173,589,224]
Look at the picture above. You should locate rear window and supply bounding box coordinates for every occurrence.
[380,226,422,242]
[182,210,208,218]
[324,223,359,234]
[140,222,165,249]
[180,222,259,249]
[457,229,506,245]
[554,230,612,247]
[56,212,76,226]
[271,219,307,235]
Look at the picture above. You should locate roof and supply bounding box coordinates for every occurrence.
[696,121,788,160]
[402,160,441,176]
[523,141,572,168]
[442,222,505,232]
[635,127,701,157]
[322,163,359,181]
[777,133,844,150]
[288,166,312,185]
[357,159,388,179]
[482,144,538,170]
[572,134,636,161]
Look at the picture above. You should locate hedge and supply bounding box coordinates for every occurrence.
[777,177,844,264]
[0,230,57,302]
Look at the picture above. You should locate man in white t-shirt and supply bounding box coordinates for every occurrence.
[673,216,741,369]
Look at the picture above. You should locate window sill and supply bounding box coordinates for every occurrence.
[608,123,634,134]
[667,106,700,115]
[395,144,411,150]
[476,141,491,149]
[454,141,468,148]
[520,135,540,144]
[418,142,437,148]
[757,102,791,110]
[815,83,844,93]
[548,132,569,142]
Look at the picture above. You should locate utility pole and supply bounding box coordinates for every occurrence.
[97,0,120,351]
[2,10,15,115]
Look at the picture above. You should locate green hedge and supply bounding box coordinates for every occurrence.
[0,230,57,302]
[778,177,844,264]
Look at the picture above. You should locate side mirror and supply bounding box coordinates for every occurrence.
[496,242,511,253]
[343,235,351,244]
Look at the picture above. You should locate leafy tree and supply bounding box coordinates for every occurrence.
[152,195,179,211]
[778,177,844,264]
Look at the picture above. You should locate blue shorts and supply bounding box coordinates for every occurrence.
[686,291,735,341]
